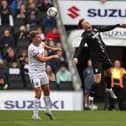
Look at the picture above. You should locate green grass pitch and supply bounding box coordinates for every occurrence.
[0,111,126,126]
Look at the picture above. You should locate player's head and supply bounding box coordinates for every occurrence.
[30,30,41,44]
[78,18,92,30]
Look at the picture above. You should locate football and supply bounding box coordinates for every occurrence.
[47,7,58,17]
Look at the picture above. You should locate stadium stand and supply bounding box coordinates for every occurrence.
[0,0,73,90]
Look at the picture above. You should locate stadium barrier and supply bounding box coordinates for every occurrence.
[0,91,83,111]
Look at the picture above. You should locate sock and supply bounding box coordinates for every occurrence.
[33,97,40,116]
[43,96,51,112]
[105,76,111,89]
[85,104,88,107]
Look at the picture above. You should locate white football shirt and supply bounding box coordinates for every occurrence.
[28,42,46,77]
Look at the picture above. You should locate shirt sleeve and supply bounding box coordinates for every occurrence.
[41,41,45,47]
[94,24,120,32]
[30,47,39,57]
[73,37,86,58]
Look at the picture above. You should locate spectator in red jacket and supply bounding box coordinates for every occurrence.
[45,27,60,42]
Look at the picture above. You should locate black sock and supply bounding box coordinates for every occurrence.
[105,76,111,89]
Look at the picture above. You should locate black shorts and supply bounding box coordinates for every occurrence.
[92,59,112,74]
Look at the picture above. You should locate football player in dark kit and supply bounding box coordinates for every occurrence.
[73,18,126,99]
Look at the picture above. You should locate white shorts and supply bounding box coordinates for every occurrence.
[29,72,49,88]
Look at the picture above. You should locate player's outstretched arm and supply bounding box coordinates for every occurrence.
[35,54,59,62]
[44,44,62,51]
[95,24,120,32]
[96,23,126,32]
[119,23,126,27]
[73,38,86,59]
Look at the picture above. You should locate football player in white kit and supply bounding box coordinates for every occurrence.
[28,31,61,120]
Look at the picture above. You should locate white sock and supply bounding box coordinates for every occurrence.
[33,97,40,116]
[43,96,51,112]
[85,104,88,107]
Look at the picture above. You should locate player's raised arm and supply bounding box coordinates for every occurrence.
[95,23,126,32]
[95,24,120,32]
[44,44,62,51]
[119,23,126,27]
[73,37,86,64]
[35,53,59,62]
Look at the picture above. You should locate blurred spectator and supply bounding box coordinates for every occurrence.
[109,60,126,110]
[10,61,19,68]
[56,42,66,58]
[7,61,20,87]
[83,59,94,109]
[26,10,37,28]
[105,60,126,110]
[18,49,27,63]
[26,0,35,7]
[5,47,17,66]
[42,16,56,34]
[0,76,8,90]
[0,0,14,27]
[56,62,72,84]
[46,64,56,81]
[0,53,4,68]
[7,61,20,76]
[57,50,66,62]
[14,4,26,34]
[48,48,67,72]
[0,0,9,11]
[20,56,29,87]
[45,27,60,42]
[56,42,62,48]
[15,4,26,19]
[38,0,52,17]
[0,52,5,68]
[23,56,29,74]
[26,1,41,28]
[16,25,28,40]
[47,40,56,56]
[0,29,14,49]
[46,40,59,71]
[37,26,45,41]
[5,0,12,5]
[10,0,26,13]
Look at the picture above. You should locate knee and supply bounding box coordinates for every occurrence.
[36,94,41,99]
[42,85,50,96]
[43,88,50,96]
[35,89,41,98]
[37,93,41,98]
[44,90,50,96]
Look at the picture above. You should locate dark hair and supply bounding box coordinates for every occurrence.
[60,61,68,68]
[78,18,85,29]
[30,30,40,39]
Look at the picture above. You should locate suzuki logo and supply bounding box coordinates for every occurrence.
[68,6,80,19]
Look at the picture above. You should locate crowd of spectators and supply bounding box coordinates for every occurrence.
[0,0,72,90]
